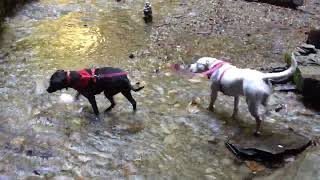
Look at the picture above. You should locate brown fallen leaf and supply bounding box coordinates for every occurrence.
[245,161,266,173]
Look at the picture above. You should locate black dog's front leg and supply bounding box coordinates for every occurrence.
[87,95,99,115]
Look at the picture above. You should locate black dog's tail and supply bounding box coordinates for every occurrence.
[131,82,144,92]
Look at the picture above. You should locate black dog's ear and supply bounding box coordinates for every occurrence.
[56,69,65,73]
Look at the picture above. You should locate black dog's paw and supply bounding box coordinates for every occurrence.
[254,131,261,137]
[105,108,113,113]
[207,107,214,112]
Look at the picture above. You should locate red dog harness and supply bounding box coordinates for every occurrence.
[66,68,128,90]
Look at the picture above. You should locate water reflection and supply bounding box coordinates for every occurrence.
[36,12,101,62]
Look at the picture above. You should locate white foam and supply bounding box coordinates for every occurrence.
[59,93,74,104]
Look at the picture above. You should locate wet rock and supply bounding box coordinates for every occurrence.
[168,89,178,96]
[129,53,135,59]
[205,167,215,174]
[33,167,59,176]
[69,132,81,143]
[300,43,317,54]
[293,53,320,102]
[7,136,26,152]
[163,134,177,145]
[123,162,137,176]
[284,156,295,163]
[127,175,145,180]
[24,176,43,180]
[274,104,285,112]
[51,176,74,180]
[295,43,317,56]
[221,158,232,166]
[306,27,320,49]
[260,148,320,180]
[25,148,53,159]
[186,97,202,113]
[208,136,219,144]
[35,79,46,95]
[0,175,10,180]
[244,0,304,9]
[160,123,171,134]
[186,99,201,114]
[154,86,165,95]
[273,84,296,92]
[188,76,204,83]
[11,136,26,146]
[77,155,92,163]
[296,47,309,55]
[225,128,311,166]
[205,175,217,180]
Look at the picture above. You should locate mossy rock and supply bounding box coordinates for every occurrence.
[293,63,320,101]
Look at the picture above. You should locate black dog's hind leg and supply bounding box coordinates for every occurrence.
[104,91,116,112]
[87,95,99,115]
[121,90,137,111]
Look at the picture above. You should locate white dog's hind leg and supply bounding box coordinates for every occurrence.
[247,100,262,135]
[231,96,239,119]
[261,94,270,120]
[208,88,218,111]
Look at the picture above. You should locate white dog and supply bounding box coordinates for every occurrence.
[189,53,297,135]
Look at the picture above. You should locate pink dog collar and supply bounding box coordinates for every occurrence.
[201,61,228,79]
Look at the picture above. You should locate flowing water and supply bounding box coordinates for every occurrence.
[0,0,319,179]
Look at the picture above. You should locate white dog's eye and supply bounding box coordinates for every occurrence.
[189,64,196,72]
[197,64,206,71]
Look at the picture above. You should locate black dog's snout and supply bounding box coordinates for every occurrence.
[47,87,53,93]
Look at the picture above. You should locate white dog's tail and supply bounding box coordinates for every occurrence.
[262,53,298,81]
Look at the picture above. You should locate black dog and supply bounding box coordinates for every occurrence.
[47,67,144,116]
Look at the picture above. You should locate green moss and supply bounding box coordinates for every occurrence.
[284,52,291,65]
[284,52,303,92]
[293,68,303,92]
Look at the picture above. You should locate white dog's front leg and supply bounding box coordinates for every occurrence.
[208,88,218,111]
[231,96,239,119]
[247,100,262,135]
